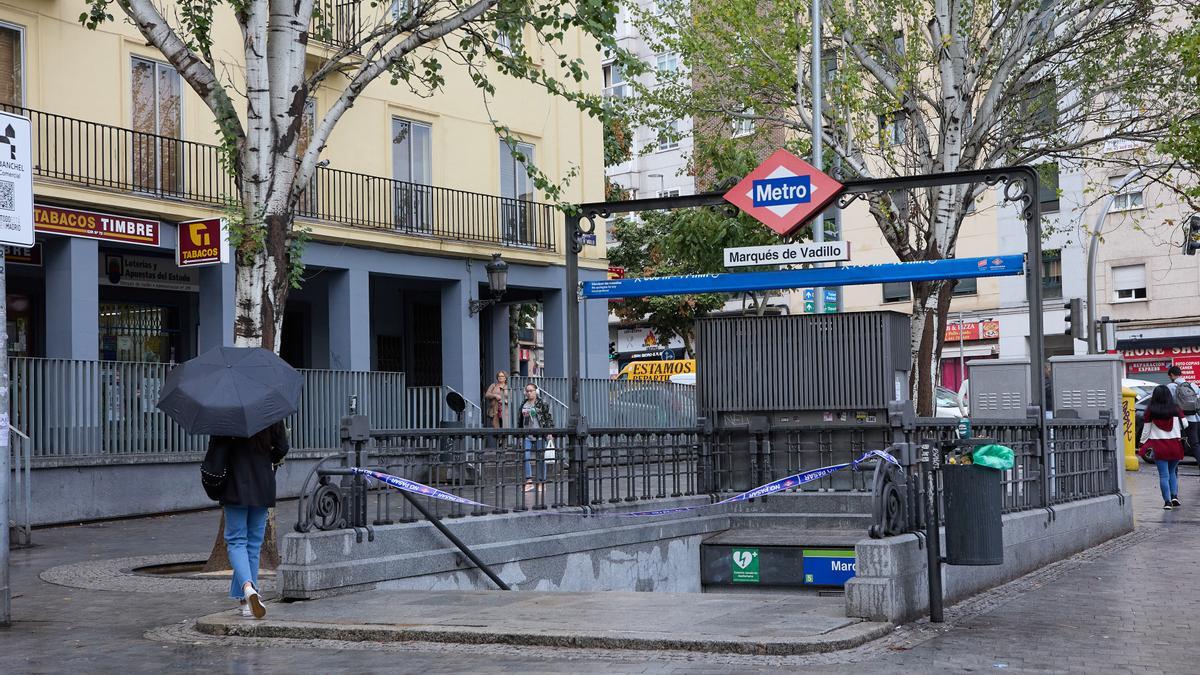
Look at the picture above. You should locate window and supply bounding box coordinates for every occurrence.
[732,110,754,137]
[1042,249,1063,299]
[657,188,680,198]
[882,282,911,303]
[0,24,23,106]
[392,118,432,232]
[1110,178,1144,212]
[131,57,182,193]
[495,31,513,53]
[656,53,678,78]
[658,120,679,151]
[500,139,536,245]
[1112,264,1147,301]
[892,30,905,56]
[1022,78,1058,131]
[879,111,904,146]
[602,62,628,99]
[296,99,318,214]
[953,277,977,296]
[1037,162,1060,213]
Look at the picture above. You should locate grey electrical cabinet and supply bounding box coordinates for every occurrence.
[967,358,1031,419]
[1049,354,1123,421]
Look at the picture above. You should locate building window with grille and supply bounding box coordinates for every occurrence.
[1110,178,1144,212]
[131,57,182,194]
[392,117,432,232]
[500,139,536,245]
[882,281,910,303]
[0,23,23,107]
[1042,249,1063,299]
[1112,264,1147,301]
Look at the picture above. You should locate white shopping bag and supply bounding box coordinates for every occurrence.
[544,437,557,461]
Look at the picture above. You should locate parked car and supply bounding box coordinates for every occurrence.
[935,386,968,418]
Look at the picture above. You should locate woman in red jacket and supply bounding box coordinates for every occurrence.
[1140,385,1189,510]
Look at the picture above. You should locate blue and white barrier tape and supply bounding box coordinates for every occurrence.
[350,449,900,518]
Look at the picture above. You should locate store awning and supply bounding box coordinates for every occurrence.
[1116,335,1200,351]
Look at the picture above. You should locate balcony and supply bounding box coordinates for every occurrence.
[7,104,558,251]
[310,0,362,52]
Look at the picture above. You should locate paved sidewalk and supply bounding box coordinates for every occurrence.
[195,588,892,655]
[2,464,1199,673]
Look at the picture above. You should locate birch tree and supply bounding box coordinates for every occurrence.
[80,0,629,350]
[633,0,1192,413]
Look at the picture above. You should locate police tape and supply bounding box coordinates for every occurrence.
[350,449,900,518]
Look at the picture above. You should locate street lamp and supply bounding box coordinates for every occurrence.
[469,253,509,316]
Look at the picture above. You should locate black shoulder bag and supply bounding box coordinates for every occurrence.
[200,439,230,501]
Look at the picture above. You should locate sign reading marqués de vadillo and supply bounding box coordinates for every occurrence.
[724,241,850,269]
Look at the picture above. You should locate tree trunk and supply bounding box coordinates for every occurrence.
[909,279,955,416]
[201,511,282,573]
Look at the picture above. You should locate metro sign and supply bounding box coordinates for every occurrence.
[724,149,845,237]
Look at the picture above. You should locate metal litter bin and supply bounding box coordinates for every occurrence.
[942,464,1003,565]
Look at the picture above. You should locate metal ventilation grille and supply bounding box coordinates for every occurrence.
[696,312,911,413]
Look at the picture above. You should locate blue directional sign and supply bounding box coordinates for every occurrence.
[802,549,857,586]
[582,255,1024,300]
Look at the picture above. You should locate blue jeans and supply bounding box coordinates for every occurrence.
[223,505,268,600]
[1155,460,1180,503]
[524,437,547,481]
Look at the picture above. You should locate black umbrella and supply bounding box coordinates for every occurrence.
[157,346,303,437]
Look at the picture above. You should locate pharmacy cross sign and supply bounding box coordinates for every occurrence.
[723,149,845,237]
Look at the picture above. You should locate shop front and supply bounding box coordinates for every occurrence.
[1118,341,1200,384]
[940,319,1000,390]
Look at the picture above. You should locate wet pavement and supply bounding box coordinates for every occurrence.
[2,463,1198,673]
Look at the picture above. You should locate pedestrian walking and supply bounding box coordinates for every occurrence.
[1140,384,1188,510]
[485,371,510,428]
[201,421,289,618]
[1166,366,1200,462]
[518,383,553,488]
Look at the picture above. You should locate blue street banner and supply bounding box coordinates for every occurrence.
[802,549,857,586]
[352,450,900,518]
[581,254,1024,299]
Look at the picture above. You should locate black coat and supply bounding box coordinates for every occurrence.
[204,422,289,507]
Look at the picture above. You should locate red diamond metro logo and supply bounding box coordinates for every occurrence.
[723,149,845,237]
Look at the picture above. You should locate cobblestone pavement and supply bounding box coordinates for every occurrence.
[3,466,1197,673]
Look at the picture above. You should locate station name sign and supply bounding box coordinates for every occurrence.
[724,242,850,269]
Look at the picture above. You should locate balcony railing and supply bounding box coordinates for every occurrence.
[5,104,558,251]
[311,0,362,51]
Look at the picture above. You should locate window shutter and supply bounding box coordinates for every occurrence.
[0,27,20,106]
[499,140,515,198]
[1112,264,1145,291]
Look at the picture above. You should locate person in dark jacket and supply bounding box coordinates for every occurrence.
[209,421,288,618]
[517,383,553,486]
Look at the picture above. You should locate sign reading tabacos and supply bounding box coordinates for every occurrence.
[35,204,160,246]
[176,217,229,267]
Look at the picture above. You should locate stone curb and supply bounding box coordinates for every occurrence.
[193,611,894,656]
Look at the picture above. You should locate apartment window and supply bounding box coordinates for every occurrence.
[658,120,680,151]
[892,30,905,56]
[1022,77,1058,131]
[1112,264,1147,301]
[879,111,904,146]
[500,139,536,245]
[656,53,678,77]
[392,118,432,232]
[657,188,680,198]
[296,99,318,214]
[882,282,910,303]
[131,57,182,193]
[1037,162,1060,213]
[0,24,23,106]
[391,0,414,19]
[1110,178,1144,212]
[495,31,513,54]
[1042,249,1063,299]
[602,62,628,99]
[732,110,754,138]
[953,277,977,296]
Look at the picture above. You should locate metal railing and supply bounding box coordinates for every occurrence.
[3,104,559,251]
[311,0,361,50]
[9,427,31,546]
[510,376,696,428]
[7,358,405,457]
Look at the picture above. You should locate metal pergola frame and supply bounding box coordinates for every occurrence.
[563,166,1046,503]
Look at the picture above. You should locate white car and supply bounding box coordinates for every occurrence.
[935,386,968,418]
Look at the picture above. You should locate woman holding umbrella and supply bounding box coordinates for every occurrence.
[205,422,289,617]
[158,346,304,619]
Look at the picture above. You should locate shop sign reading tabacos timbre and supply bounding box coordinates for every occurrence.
[35,204,161,246]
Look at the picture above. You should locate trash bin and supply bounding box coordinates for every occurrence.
[942,464,1003,565]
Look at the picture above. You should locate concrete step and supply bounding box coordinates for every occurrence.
[739,491,874,515]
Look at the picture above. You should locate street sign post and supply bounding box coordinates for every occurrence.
[0,110,33,627]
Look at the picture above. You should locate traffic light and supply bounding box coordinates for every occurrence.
[608,342,617,360]
[1063,298,1084,339]
[1184,214,1200,256]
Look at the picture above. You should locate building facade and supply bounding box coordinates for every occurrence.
[1,1,609,417]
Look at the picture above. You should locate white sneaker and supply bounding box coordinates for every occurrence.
[237,602,252,618]
[245,587,266,619]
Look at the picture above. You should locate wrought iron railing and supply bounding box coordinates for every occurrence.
[2,104,558,250]
[509,376,696,429]
[311,0,362,50]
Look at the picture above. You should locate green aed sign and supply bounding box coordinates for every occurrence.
[731,547,760,583]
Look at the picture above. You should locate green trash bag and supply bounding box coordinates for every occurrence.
[972,444,1015,471]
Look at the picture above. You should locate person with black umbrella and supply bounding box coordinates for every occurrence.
[158,346,303,619]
